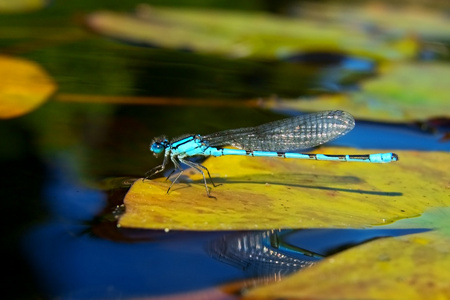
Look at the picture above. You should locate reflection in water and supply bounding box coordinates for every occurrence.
[208,230,322,283]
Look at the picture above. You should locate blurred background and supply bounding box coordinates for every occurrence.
[0,0,449,299]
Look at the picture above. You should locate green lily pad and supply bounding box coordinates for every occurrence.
[85,6,418,60]
[298,2,450,42]
[269,62,450,122]
[0,0,49,13]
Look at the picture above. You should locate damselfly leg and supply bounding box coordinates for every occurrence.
[179,157,216,198]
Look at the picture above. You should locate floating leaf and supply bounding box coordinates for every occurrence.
[0,55,56,119]
[86,6,417,61]
[119,147,448,230]
[242,208,450,299]
[268,62,450,122]
[243,220,450,300]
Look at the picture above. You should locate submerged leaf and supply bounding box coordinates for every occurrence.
[0,55,56,119]
[119,147,448,230]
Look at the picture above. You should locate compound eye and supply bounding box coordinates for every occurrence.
[150,142,164,154]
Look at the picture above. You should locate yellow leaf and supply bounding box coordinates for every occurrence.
[119,147,449,230]
[0,55,56,119]
[243,230,450,300]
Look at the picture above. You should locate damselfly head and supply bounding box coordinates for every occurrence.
[150,136,168,157]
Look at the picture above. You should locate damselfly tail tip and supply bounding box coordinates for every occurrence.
[370,152,399,163]
[382,152,399,162]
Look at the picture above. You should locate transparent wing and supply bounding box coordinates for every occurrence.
[203,110,355,152]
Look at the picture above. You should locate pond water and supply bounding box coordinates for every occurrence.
[1,1,449,299]
[6,101,441,299]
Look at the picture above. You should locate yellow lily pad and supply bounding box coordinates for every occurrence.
[268,62,450,122]
[243,228,450,300]
[0,55,56,119]
[86,6,417,61]
[119,147,449,230]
